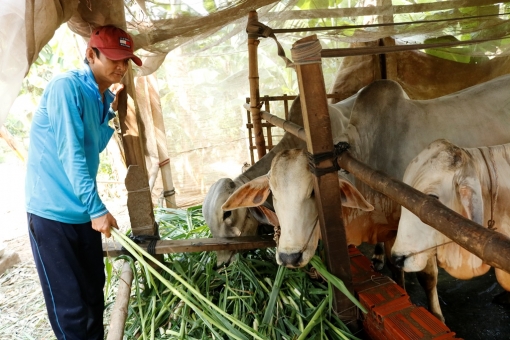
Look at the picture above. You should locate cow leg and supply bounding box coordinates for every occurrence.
[416,255,444,323]
[371,242,385,271]
[384,239,405,288]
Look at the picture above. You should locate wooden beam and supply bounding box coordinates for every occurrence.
[103,235,276,257]
[291,35,357,324]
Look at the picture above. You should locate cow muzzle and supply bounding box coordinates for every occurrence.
[278,251,303,268]
[391,254,406,269]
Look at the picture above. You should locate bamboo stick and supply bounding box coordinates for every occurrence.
[106,262,134,340]
[147,75,177,208]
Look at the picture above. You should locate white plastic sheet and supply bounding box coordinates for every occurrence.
[0,0,27,128]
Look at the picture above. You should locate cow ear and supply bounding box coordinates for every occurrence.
[457,178,484,226]
[454,157,484,225]
[249,205,280,227]
[222,174,271,211]
[338,178,374,211]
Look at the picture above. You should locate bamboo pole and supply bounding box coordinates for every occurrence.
[0,126,27,162]
[291,35,357,324]
[106,262,134,340]
[320,37,502,58]
[247,11,266,160]
[147,75,177,208]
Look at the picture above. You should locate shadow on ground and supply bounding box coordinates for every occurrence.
[358,244,510,340]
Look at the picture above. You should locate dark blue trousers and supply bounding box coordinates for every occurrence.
[28,213,105,340]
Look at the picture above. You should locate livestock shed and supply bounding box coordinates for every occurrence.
[3,0,510,339]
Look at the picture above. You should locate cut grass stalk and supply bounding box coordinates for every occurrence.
[309,256,368,314]
[297,298,328,340]
[111,228,263,340]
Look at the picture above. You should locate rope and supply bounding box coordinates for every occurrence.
[272,218,318,256]
[478,147,499,230]
[291,38,323,65]
[246,17,295,69]
[306,142,350,177]
[404,240,455,259]
[159,158,170,167]
[163,189,176,197]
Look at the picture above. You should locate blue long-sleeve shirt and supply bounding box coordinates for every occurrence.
[25,65,116,223]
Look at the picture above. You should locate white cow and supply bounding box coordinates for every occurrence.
[222,148,375,268]
[220,74,510,282]
[203,94,358,265]
[391,139,510,321]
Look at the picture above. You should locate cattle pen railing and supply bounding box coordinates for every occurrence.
[244,93,343,165]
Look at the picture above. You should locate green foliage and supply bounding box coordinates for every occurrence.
[106,206,363,339]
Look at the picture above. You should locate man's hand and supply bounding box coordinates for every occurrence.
[109,83,125,112]
[92,212,119,238]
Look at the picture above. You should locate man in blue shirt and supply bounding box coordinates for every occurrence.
[25,25,142,339]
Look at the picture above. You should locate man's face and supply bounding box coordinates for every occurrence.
[88,48,129,91]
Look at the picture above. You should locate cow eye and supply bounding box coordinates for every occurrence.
[428,194,439,200]
[310,189,315,198]
[223,211,232,220]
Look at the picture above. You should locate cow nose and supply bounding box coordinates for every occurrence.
[392,254,406,269]
[279,252,303,267]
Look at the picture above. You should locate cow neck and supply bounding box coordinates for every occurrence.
[476,146,499,231]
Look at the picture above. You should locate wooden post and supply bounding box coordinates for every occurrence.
[291,35,357,324]
[116,50,157,236]
[247,11,266,161]
[106,262,133,340]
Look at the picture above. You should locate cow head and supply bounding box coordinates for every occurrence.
[392,139,486,277]
[203,178,262,265]
[222,149,373,268]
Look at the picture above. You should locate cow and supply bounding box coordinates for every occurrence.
[220,73,510,286]
[203,94,358,265]
[391,139,510,322]
[222,148,375,268]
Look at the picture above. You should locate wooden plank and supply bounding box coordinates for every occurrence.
[103,235,276,257]
[291,35,357,324]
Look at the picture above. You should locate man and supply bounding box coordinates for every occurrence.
[25,25,142,339]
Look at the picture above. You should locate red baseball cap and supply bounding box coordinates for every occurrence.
[89,26,142,66]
